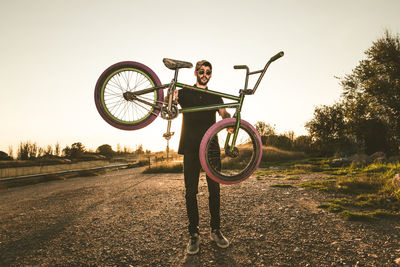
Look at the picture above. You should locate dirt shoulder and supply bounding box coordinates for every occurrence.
[0,167,399,266]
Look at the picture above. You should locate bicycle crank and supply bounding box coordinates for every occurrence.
[160,104,179,120]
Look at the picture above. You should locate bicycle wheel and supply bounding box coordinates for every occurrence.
[199,118,262,184]
[94,61,163,130]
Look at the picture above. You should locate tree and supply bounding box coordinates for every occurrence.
[123,146,132,154]
[0,151,13,160]
[135,144,144,155]
[255,121,276,137]
[293,135,313,153]
[54,142,61,156]
[96,144,114,158]
[63,142,86,158]
[45,145,53,155]
[8,145,13,159]
[17,141,38,160]
[306,30,400,155]
[117,143,122,154]
[305,103,355,155]
[285,131,295,144]
[340,30,400,153]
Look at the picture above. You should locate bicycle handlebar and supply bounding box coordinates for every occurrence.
[270,51,284,62]
[234,51,284,95]
[233,65,249,70]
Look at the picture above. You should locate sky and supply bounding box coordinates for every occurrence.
[0,0,399,156]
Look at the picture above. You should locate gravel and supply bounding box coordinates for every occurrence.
[1,167,399,266]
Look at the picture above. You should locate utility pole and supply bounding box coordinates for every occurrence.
[166,140,169,162]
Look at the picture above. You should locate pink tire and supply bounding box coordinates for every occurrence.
[199,118,262,184]
[94,61,163,130]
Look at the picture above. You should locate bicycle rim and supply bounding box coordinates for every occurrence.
[203,120,261,183]
[99,67,158,126]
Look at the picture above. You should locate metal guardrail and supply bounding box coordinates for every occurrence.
[0,155,183,184]
[0,163,130,182]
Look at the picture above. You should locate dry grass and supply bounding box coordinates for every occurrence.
[260,146,306,164]
[142,162,183,174]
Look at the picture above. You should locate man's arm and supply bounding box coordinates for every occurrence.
[218,108,233,133]
[218,108,231,119]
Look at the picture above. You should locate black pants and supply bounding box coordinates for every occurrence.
[183,151,220,234]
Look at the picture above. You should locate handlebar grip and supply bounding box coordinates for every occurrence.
[234,65,248,70]
[270,51,284,62]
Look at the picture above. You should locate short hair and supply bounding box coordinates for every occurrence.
[195,60,212,71]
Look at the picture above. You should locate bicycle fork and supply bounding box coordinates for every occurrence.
[224,94,244,157]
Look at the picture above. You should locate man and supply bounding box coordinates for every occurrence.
[175,60,231,255]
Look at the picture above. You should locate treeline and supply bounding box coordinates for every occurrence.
[306,30,400,156]
[254,121,313,154]
[0,142,151,161]
[257,30,400,157]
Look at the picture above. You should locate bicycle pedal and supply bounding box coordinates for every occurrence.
[163,132,175,139]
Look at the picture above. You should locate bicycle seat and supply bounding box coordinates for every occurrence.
[163,58,193,70]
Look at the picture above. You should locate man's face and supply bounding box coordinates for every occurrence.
[196,65,212,86]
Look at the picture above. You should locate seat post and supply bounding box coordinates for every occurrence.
[173,69,179,81]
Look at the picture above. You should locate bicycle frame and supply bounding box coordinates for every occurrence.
[129,83,241,113]
[131,51,284,152]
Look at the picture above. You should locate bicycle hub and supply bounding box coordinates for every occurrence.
[123,91,135,101]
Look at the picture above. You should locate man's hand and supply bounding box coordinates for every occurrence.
[218,108,234,133]
[164,89,179,104]
[218,108,230,119]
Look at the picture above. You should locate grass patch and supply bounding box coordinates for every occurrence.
[283,168,313,175]
[255,157,400,221]
[298,179,336,191]
[302,161,400,221]
[302,161,400,199]
[254,169,278,176]
[253,169,275,179]
[340,210,399,221]
[318,203,344,213]
[330,198,353,206]
[286,176,301,180]
[142,163,183,174]
[262,157,336,176]
[318,200,400,221]
[337,176,382,194]
[270,184,295,188]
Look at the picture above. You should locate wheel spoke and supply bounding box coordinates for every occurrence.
[134,75,151,90]
[111,75,126,93]
[207,125,256,179]
[97,65,161,127]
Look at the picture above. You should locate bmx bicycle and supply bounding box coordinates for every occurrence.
[94,51,284,184]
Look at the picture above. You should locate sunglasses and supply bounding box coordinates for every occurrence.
[198,70,212,76]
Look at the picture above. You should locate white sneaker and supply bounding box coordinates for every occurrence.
[210,229,230,248]
[186,233,200,254]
